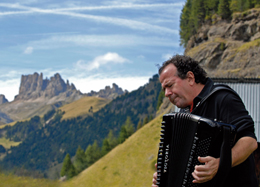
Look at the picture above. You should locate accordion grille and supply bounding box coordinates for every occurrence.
[156,113,213,187]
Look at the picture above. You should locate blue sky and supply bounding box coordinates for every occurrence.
[0,0,185,101]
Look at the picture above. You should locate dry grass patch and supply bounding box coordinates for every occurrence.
[61,114,163,187]
[60,96,110,120]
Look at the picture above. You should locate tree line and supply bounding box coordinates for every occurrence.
[180,0,260,47]
[60,115,153,179]
[0,74,163,179]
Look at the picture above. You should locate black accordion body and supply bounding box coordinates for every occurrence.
[156,112,236,187]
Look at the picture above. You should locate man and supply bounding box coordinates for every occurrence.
[152,55,258,186]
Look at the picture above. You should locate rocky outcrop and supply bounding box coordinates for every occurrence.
[185,9,260,78]
[15,73,80,100]
[86,83,127,100]
[0,95,8,105]
[0,73,83,124]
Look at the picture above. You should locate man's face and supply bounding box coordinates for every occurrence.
[159,64,193,108]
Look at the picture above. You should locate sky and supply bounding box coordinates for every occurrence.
[0,0,185,102]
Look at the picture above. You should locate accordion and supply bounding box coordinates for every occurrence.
[156,112,236,187]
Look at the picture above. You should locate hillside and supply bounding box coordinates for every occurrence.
[0,74,162,175]
[61,114,163,187]
[180,0,260,78]
[0,112,164,187]
[182,6,260,78]
[59,96,110,120]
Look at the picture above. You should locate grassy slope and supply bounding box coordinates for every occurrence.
[0,137,21,149]
[0,113,163,187]
[0,173,60,187]
[62,114,163,187]
[59,96,110,120]
[0,96,109,149]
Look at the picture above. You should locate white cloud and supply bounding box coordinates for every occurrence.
[75,52,129,71]
[24,46,34,54]
[0,3,178,35]
[0,78,20,102]
[25,34,178,51]
[162,53,172,61]
[69,75,150,94]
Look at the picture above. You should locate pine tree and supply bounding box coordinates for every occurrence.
[191,0,206,30]
[74,146,87,173]
[124,116,135,137]
[245,0,253,9]
[118,116,135,143]
[107,130,118,149]
[118,126,128,143]
[137,120,143,130]
[85,140,101,166]
[252,0,260,6]
[218,0,231,19]
[180,0,193,47]
[230,0,239,12]
[60,153,76,179]
[156,90,165,110]
[101,138,110,156]
[85,144,93,167]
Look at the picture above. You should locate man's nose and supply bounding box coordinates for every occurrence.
[165,88,171,97]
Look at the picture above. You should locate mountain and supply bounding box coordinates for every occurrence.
[0,72,129,125]
[15,72,78,101]
[0,95,8,105]
[0,74,162,175]
[0,73,83,125]
[184,9,260,78]
[86,83,127,100]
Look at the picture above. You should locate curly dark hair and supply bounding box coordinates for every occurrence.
[159,55,207,84]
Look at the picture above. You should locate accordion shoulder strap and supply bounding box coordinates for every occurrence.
[192,84,237,186]
[193,84,239,113]
[212,125,232,187]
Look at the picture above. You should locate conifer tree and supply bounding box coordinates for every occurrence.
[118,116,135,143]
[60,153,76,179]
[218,0,231,19]
[143,116,149,126]
[191,0,206,30]
[74,146,87,173]
[180,0,193,47]
[137,120,143,130]
[245,0,253,9]
[107,130,118,149]
[124,116,135,137]
[85,140,101,166]
[156,90,165,110]
[252,0,260,6]
[230,0,239,12]
[101,138,110,156]
[118,125,128,143]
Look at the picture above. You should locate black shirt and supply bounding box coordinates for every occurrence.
[183,78,258,187]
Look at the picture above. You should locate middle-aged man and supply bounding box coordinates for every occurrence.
[152,55,258,187]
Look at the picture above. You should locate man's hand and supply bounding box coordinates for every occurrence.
[192,156,220,184]
[152,163,158,187]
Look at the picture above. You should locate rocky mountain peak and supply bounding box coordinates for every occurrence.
[15,72,80,100]
[0,94,8,105]
[86,83,127,100]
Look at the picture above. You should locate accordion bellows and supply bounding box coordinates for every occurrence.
[156,112,236,187]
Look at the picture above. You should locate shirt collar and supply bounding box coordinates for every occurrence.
[192,78,214,110]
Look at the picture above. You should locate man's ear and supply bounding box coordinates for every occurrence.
[186,71,195,85]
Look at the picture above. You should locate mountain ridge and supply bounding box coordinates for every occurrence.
[0,72,126,125]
